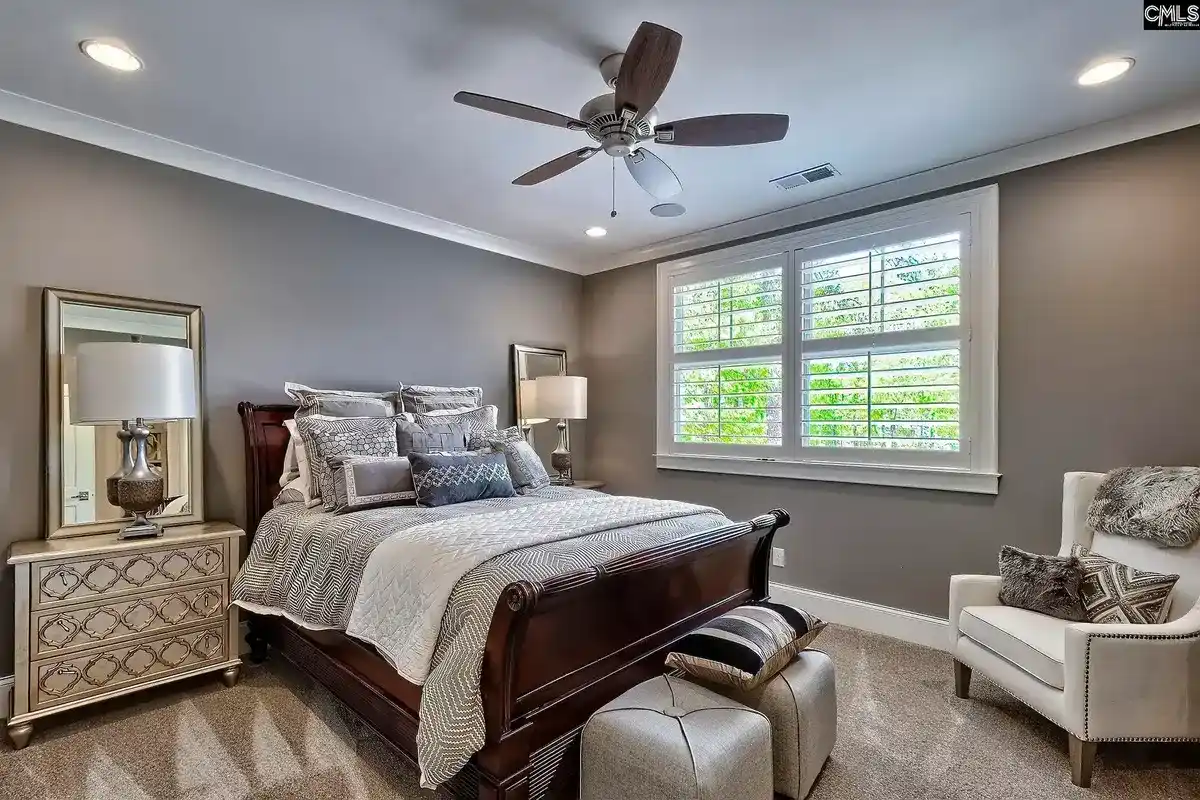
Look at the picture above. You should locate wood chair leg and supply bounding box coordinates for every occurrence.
[953,660,971,699]
[1069,735,1096,788]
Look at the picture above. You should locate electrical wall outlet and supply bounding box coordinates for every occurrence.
[771,547,786,568]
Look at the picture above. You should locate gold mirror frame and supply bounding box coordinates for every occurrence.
[43,288,205,539]
[511,344,569,453]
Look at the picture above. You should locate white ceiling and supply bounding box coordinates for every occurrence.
[2,1,1199,274]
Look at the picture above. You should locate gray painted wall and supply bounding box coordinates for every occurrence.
[581,125,1200,619]
[0,121,582,672]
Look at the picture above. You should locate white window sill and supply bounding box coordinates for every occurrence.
[655,453,1000,494]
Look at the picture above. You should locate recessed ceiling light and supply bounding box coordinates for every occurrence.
[79,39,143,72]
[1077,57,1134,87]
[585,226,607,238]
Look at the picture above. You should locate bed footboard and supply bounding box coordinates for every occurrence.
[474,508,788,799]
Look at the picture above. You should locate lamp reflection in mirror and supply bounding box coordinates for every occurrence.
[534,375,587,484]
[75,343,197,538]
[518,379,550,444]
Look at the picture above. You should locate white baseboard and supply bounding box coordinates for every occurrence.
[770,581,949,652]
[1,674,13,722]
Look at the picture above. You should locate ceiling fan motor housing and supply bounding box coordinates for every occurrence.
[579,93,657,157]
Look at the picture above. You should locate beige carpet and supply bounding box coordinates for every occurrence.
[2,625,1196,799]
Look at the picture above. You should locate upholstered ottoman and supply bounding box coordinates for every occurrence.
[707,649,837,799]
[580,674,773,800]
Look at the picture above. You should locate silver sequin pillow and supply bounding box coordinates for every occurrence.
[294,415,400,511]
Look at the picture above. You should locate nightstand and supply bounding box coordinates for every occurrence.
[5,522,244,749]
[569,480,607,491]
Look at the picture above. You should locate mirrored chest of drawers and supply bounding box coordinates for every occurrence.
[5,522,244,749]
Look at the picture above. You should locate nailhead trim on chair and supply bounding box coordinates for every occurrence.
[1082,630,1200,742]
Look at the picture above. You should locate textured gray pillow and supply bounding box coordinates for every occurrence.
[489,440,551,492]
[1087,466,1200,547]
[400,384,483,413]
[409,451,517,507]
[396,419,469,456]
[997,546,1087,622]
[293,415,400,511]
[412,405,498,438]
[329,456,416,513]
[285,382,400,419]
[468,425,525,451]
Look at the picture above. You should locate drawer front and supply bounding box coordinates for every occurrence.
[33,540,227,609]
[31,624,228,711]
[31,581,228,659]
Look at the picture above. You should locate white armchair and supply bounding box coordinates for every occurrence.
[950,471,1200,787]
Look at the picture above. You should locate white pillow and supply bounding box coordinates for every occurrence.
[278,432,299,487]
[283,418,322,508]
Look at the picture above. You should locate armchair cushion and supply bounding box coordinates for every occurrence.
[959,607,1067,690]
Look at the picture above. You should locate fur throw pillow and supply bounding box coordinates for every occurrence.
[1087,466,1200,548]
[998,546,1087,622]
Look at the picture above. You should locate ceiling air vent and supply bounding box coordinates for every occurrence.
[770,163,840,191]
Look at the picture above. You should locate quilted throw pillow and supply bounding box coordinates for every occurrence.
[408,451,517,507]
[329,455,416,513]
[400,384,484,414]
[997,546,1087,622]
[665,601,826,691]
[412,405,498,438]
[285,382,400,419]
[1071,544,1180,624]
[468,425,525,450]
[294,415,400,511]
[1086,466,1200,548]
[396,419,469,456]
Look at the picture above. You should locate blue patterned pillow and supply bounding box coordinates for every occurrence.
[408,451,517,507]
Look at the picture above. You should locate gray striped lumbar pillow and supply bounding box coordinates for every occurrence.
[665,601,826,690]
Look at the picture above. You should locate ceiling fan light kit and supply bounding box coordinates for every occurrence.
[454,21,790,203]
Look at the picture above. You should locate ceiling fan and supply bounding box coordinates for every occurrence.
[453,21,790,201]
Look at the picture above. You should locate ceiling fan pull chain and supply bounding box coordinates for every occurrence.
[611,159,618,219]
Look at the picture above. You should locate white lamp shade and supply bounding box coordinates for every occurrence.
[535,375,587,419]
[519,379,550,425]
[75,342,198,423]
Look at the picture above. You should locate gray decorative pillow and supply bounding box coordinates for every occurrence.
[273,476,306,508]
[412,405,498,437]
[294,415,400,511]
[468,425,525,451]
[409,451,517,507]
[400,384,483,414]
[472,434,550,492]
[997,546,1087,622]
[329,456,416,513]
[285,382,400,419]
[396,418,469,456]
[1087,466,1200,548]
[1072,544,1179,624]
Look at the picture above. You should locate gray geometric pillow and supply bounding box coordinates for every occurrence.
[400,384,483,413]
[285,382,400,419]
[396,419,469,456]
[1087,466,1200,547]
[997,546,1087,622]
[412,405,497,438]
[468,425,525,451]
[1072,544,1179,624]
[294,415,400,511]
[409,451,516,507]
[469,428,550,492]
[329,456,416,513]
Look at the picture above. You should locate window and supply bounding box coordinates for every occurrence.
[656,186,998,493]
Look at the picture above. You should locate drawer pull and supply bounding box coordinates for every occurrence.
[39,665,82,697]
[41,566,83,599]
[38,614,82,649]
[192,547,224,575]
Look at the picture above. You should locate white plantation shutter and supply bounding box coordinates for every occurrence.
[668,253,786,453]
[798,222,967,463]
[656,187,998,492]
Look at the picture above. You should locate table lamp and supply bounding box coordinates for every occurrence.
[534,375,587,484]
[518,379,550,444]
[75,342,197,538]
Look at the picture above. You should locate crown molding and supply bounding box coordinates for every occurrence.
[0,88,585,274]
[579,93,1200,275]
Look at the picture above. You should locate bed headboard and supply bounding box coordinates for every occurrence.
[238,402,297,537]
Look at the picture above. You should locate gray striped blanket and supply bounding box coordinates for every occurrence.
[231,487,728,787]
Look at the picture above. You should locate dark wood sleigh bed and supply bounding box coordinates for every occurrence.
[238,402,789,800]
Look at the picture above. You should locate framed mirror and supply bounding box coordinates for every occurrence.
[512,344,567,471]
[44,288,205,539]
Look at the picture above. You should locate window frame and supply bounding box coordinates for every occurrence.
[656,185,999,494]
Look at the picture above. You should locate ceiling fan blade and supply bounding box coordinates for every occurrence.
[614,22,682,122]
[454,91,587,131]
[513,147,599,186]
[655,114,790,147]
[625,148,682,199]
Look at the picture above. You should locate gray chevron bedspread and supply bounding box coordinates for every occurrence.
[231,486,728,787]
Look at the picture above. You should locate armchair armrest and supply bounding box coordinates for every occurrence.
[949,575,1002,647]
[1064,607,1200,741]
